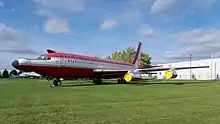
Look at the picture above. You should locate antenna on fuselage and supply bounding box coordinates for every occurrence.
[47,49,56,53]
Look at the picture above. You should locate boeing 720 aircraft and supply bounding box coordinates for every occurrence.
[11,42,209,86]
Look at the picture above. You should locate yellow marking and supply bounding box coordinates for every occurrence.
[60,78,64,81]
[124,73,132,82]
[165,70,173,79]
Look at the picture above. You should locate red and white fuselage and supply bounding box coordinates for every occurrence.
[11,41,209,81]
[12,53,138,78]
[12,42,143,79]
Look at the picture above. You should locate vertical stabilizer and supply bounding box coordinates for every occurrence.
[131,41,142,67]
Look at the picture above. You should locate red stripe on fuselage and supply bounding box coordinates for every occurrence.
[41,53,134,66]
[17,63,132,78]
[17,65,94,78]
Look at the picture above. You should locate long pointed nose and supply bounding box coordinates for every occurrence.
[12,60,19,69]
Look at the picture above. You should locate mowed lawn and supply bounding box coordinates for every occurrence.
[1,79,220,124]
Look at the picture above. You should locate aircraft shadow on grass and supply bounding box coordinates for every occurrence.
[60,80,218,87]
[60,83,184,88]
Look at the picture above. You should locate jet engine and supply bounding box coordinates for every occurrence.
[123,70,143,82]
[165,68,178,79]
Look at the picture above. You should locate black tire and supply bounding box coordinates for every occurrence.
[118,79,122,84]
[118,79,126,84]
[58,80,62,86]
[53,80,58,87]
[93,78,102,84]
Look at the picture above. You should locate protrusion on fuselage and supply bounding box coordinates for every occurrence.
[47,49,56,53]
[11,59,31,71]
[12,60,19,69]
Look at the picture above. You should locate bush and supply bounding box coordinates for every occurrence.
[2,69,9,78]
[0,72,2,78]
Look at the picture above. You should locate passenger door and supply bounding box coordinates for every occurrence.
[59,55,66,67]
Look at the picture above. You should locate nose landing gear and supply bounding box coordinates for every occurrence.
[92,78,102,84]
[53,78,62,87]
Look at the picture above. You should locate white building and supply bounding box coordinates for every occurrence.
[154,58,220,80]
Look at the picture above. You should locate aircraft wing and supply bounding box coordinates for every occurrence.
[94,68,129,73]
[93,68,130,78]
[137,65,210,72]
[93,65,209,78]
[94,65,209,73]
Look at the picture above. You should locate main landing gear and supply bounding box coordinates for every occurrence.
[92,78,127,84]
[92,78,102,84]
[117,78,126,84]
[53,78,62,87]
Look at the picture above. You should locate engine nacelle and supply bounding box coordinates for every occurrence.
[124,70,142,82]
[165,68,178,79]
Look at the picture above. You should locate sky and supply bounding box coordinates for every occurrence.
[0,0,220,69]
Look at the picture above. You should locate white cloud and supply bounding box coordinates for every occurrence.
[35,0,85,17]
[100,20,118,31]
[0,22,39,55]
[119,10,142,24]
[0,0,3,8]
[36,8,53,17]
[150,0,217,14]
[0,23,24,42]
[163,28,220,62]
[139,27,154,37]
[150,0,176,14]
[44,18,71,34]
[137,24,155,37]
[177,28,220,44]
[192,0,217,9]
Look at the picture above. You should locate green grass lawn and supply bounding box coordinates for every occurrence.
[1,79,220,124]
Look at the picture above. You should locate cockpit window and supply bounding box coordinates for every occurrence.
[36,56,51,60]
[37,56,43,60]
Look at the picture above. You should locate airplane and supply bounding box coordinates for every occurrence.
[11,41,209,87]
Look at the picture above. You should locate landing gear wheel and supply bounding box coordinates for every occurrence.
[93,78,102,84]
[117,79,121,84]
[58,80,62,87]
[53,78,62,87]
[118,78,126,84]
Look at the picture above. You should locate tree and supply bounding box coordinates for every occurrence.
[10,69,18,76]
[2,69,9,78]
[0,72,2,78]
[107,47,151,68]
[140,52,151,68]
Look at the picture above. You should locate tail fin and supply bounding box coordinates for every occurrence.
[131,41,142,67]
